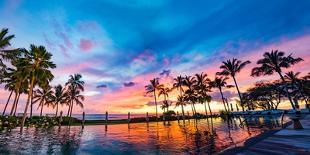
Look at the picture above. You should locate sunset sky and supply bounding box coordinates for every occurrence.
[1,0,310,115]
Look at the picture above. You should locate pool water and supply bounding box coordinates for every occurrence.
[0,116,288,154]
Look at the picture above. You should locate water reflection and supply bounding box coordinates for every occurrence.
[0,116,288,154]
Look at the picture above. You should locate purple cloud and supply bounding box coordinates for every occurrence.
[159,69,171,77]
[96,84,107,88]
[123,82,135,87]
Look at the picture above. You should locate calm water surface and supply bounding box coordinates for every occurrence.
[0,116,288,154]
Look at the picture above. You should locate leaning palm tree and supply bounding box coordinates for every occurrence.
[209,76,234,112]
[145,78,161,119]
[19,45,56,132]
[51,84,68,117]
[173,75,185,119]
[65,74,84,117]
[251,50,303,109]
[33,86,53,117]
[217,58,251,111]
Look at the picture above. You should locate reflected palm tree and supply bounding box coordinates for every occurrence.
[217,58,251,111]
[251,50,303,109]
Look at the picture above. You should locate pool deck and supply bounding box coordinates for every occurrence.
[238,114,310,155]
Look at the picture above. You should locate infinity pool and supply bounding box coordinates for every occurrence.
[0,116,287,154]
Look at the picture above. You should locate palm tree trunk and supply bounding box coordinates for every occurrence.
[204,102,208,116]
[10,92,18,116]
[278,72,296,109]
[13,93,21,116]
[70,100,74,117]
[67,101,71,117]
[190,103,195,115]
[154,90,158,120]
[207,102,212,116]
[232,76,245,112]
[20,76,35,133]
[30,93,34,118]
[219,87,227,112]
[179,87,185,120]
[40,101,44,117]
[192,103,197,115]
[55,103,59,117]
[2,90,13,115]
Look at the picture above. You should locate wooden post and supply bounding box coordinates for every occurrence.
[105,111,108,124]
[82,112,85,128]
[128,112,131,123]
[146,112,149,122]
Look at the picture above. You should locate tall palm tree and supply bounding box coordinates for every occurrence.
[145,78,161,119]
[173,75,185,119]
[67,85,85,118]
[65,74,84,118]
[194,73,212,115]
[183,75,197,115]
[51,85,68,117]
[158,86,170,105]
[175,96,187,116]
[251,50,303,109]
[209,76,234,112]
[19,45,56,132]
[217,58,251,111]
[33,86,53,117]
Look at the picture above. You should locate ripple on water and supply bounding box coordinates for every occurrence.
[0,116,289,154]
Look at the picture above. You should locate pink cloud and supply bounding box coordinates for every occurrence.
[79,39,95,52]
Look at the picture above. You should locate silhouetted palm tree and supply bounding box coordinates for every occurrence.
[251,50,303,109]
[173,75,185,119]
[194,73,212,115]
[209,76,234,112]
[183,75,197,115]
[51,84,68,117]
[176,96,187,116]
[33,86,53,116]
[145,78,161,119]
[66,74,84,118]
[285,71,309,107]
[158,86,171,106]
[217,58,251,111]
[67,85,85,118]
[19,45,56,132]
